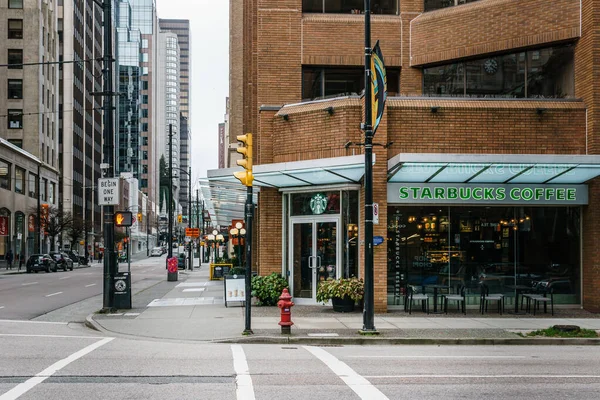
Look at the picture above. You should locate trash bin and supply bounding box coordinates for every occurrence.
[113,271,132,309]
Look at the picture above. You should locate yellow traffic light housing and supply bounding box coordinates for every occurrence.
[233,133,253,186]
[177,214,183,223]
[137,212,142,222]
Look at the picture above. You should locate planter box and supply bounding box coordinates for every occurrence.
[332,296,355,312]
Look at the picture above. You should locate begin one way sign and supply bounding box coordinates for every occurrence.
[98,178,120,205]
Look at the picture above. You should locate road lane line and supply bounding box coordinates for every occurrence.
[0,306,4,310]
[85,284,96,287]
[45,292,63,297]
[304,346,389,400]
[0,337,114,400]
[0,319,67,325]
[21,282,38,286]
[59,276,71,280]
[0,333,107,339]
[365,375,600,379]
[349,355,527,359]
[231,345,256,400]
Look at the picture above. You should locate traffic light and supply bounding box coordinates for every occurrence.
[114,211,133,227]
[233,133,253,186]
[177,214,182,223]
[137,212,142,222]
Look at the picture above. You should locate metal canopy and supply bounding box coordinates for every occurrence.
[388,153,600,184]
[204,155,367,227]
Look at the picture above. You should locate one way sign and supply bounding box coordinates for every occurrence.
[98,178,120,205]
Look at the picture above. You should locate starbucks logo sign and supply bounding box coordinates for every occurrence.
[310,193,328,215]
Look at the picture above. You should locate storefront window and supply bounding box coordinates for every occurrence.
[0,209,10,257]
[387,205,581,305]
[14,212,24,261]
[291,191,341,216]
[342,191,359,278]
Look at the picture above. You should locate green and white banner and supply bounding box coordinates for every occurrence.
[387,183,588,205]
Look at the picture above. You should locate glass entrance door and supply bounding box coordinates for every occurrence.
[290,219,339,303]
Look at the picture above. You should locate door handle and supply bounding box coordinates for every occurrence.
[308,256,313,269]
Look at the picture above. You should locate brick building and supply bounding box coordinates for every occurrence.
[208,0,600,312]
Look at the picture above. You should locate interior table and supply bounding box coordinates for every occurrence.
[423,284,449,313]
[506,284,531,314]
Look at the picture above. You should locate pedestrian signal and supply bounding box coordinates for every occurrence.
[114,211,133,227]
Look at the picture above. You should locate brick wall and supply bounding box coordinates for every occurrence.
[577,0,600,311]
[410,0,580,66]
[257,188,283,276]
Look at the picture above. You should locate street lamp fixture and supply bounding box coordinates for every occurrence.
[229,222,246,268]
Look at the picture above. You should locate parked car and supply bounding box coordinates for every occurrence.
[67,250,80,264]
[49,252,74,271]
[177,253,187,269]
[151,247,163,257]
[26,254,57,273]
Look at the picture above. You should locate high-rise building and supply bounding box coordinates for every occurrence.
[210,0,600,313]
[156,31,180,215]
[0,0,61,258]
[158,19,190,217]
[58,0,104,257]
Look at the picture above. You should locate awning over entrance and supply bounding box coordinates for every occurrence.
[204,154,366,226]
[388,153,600,184]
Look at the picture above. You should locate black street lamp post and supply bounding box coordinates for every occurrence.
[229,222,246,268]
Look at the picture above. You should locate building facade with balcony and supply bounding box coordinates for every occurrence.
[208,0,600,312]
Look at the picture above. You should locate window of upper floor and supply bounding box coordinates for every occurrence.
[8,79,23,99]
[424,0,479,12]
[422,43,574,99]
[302,66,400,101]
[8,0,23,9]
[303,0,399,15]
[0,160,10,190]
[8,109,22,129]
[14,166,25,194]
[8,49,23,69]
[8,19,23,39]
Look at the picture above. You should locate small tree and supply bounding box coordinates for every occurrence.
[66,215,86,249]
[29,205,74,251]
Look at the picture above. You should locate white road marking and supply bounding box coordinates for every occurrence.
[0,337,113,400]
[0,306,4,310]
[0,333,106,339]
[0,319,67,325]
[59,276,71,280]
[304,346,389,400]
[85,283,96,287]
[349,355,527,359]
[21,282,38,286]
[365,375,600,379]
[231,345,256,400]
[124,313,140,316]
[45,292,63,297]
[107,313,123,316]
[182,288,205,292]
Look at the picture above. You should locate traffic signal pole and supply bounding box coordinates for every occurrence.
[233,133,253,335]
[100,0,116,311]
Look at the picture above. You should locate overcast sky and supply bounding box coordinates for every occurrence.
[156,0,229,186]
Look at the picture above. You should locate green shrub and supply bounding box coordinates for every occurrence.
[316,277,364,304]
[251,273,289,306]
[228,267,246,276]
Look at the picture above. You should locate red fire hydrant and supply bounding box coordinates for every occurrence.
[277,288,294,334]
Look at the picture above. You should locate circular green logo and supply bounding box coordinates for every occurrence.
[310,193,328,215]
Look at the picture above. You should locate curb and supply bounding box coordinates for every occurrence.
[82,314,600,346]
[213,336,600,346]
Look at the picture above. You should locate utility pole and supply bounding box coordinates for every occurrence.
[197,190,201,267]
[98,0,116,311]
[188,166,192,270]
[167,124,173,264]
[362,0,376,333]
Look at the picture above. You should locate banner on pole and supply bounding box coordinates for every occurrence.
[370,40,387,136]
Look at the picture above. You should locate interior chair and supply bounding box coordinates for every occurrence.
[407,285,430,315]
[480,283,504,315]
[531,287,554,316]
[443,285,466,315]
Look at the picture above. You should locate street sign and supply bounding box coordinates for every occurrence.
[98,178,120,205]
[185,228,200,237]
[373,236,384,246]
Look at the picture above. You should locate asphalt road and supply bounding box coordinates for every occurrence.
[0,255,167,321]
[0,321,599,400]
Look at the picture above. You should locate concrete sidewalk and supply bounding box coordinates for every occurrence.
[86,265,600,345]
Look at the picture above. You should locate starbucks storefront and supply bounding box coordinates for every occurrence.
[386,154,600,308]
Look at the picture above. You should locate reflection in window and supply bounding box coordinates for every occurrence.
[387,205,581,306]
[7,109,23,129]
[8,19,23,39]
[15,167,25,194]
[424,0,479,12]
[0,160,10,190]
[28,173,37,198]
[8,49,23,69]
[302,66,399,101]
[423,44,574,98]
[303,0,398,14]
[8,79,23,99]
